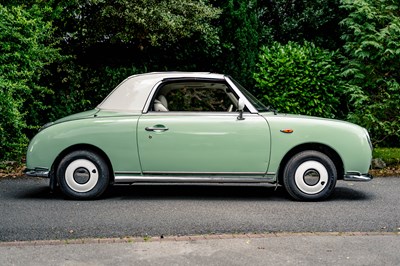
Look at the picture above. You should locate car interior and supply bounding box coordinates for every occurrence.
[151,81,240,112]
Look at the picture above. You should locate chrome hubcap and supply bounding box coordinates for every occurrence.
[73,167,91,184]
[303,169,320,186]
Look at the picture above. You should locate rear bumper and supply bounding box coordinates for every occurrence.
[343,172,373,182]
[24,168,50,178]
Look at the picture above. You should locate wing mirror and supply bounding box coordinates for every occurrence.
[237,98,245,120]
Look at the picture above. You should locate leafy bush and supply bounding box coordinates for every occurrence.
[0,81,27,162]
[253,41,345,118]
[48,64,143,121]
[0,4,60,163]
[340,0,400,147]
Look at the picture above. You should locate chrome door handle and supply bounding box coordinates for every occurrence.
[145,126,169,132]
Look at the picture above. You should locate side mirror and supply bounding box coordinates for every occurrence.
[237,98,245,120]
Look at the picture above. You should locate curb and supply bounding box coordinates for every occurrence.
[1,231,399,247]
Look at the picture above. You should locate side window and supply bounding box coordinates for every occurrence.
[151,81,239,112]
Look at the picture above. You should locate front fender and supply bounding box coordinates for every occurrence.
[262,114,372,176]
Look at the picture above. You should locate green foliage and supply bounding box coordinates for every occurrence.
[45,0,222,121]
[0,81,27,162]
[341,0,400,146]
[49,64,144,121]
[213,0,261,87]
[3,0,400,164]
[259,0,346,49]
[61,0,221,50]
[254,41,345,118]
[0,4,60,163]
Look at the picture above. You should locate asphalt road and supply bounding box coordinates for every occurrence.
[1,177,399,242]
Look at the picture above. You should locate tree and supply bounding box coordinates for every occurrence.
[43,0,222,121]
[57,0,221,64]
[341,0,400,146]
[259,0,346,50]
[212,0,262,88]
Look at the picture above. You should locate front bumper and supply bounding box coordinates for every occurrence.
[343,172,373,182]
[24,168,50,178]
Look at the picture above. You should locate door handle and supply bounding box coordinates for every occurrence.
[145,126,169,132]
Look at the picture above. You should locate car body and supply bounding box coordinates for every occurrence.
[25,72,373,200]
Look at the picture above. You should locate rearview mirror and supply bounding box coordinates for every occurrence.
[237,98,245,120]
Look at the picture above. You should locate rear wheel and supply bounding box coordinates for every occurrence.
[57,150,109,200]
[283,150,337,201]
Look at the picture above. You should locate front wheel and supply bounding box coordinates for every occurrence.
[283,151,337,201]
[57,150,110,200]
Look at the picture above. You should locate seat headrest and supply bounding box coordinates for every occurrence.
[158,95,168,109]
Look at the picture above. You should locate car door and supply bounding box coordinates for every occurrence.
[136,79,271,177]
[137,113,270,175]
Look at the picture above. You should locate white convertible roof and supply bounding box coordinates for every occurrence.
[97,72,226,112]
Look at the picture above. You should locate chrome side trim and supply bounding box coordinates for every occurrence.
[115,171,142,175]
[343,172,373,182]
[142,171,266,175]
[114,175,275,184]
[115,171,275,175]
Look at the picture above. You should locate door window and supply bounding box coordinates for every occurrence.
[150,81,240,113]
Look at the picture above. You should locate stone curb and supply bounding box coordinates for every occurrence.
[0,232,398,247]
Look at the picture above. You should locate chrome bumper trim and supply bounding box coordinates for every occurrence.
[25,168,50,178]
[343,172,373,182]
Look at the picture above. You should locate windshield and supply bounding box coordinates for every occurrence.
[230,78,270,112]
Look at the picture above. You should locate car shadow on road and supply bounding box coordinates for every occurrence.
[100,183,372,202]
[16,186,63,200]
[330,186,373,201]
[103,184,289,201]
[15,180,372,202]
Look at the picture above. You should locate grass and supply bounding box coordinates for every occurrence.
[373,148,400,166]
[370,148,400,177]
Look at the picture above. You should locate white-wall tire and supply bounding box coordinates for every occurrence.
[57,150,110,200]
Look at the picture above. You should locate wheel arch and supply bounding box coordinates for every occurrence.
[277,143,344,185]
[50,144,115,187]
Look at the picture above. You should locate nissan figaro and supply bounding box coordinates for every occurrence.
[26,72,373,200]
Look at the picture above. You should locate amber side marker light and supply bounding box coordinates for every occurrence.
[280,129,294,134]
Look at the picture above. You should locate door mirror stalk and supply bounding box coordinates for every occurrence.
[237,98,245,120]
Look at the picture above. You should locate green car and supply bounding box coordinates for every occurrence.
[25,72,373,201]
